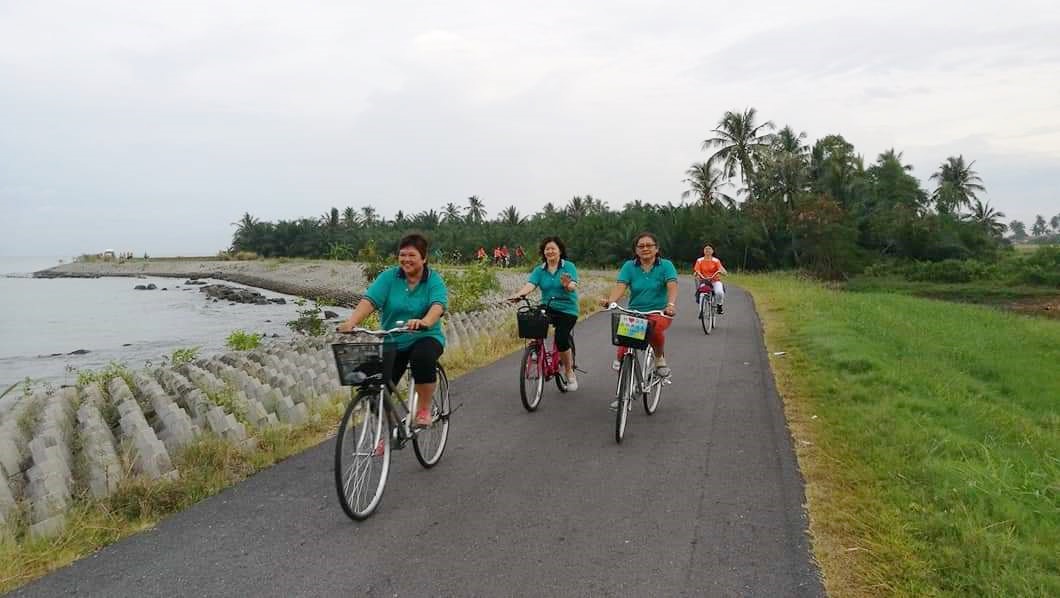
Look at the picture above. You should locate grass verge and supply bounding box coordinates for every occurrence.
[734,272,1059,596]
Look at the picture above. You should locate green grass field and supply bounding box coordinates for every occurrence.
[736,273,1059,597]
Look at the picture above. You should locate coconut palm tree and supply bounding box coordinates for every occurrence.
[964,199,1007,237]
[359,205,379,226]
[342,206,358,228]
[319,207,340,231]
[442,202,463,224]
[930,155,985,214]
[701,107,776,196]
[498,205,526,226]
[681,162,736,208]
[465,196,487,223]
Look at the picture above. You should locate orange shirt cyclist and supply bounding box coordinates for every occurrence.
[693,243,727,314]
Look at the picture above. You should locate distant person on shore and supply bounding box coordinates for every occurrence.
[493,246,502,266]
[500,245,510,267]
[693,243,727,314]
[508,236,580,391]
[515,245,526,265]
[338,233,448,428]
[476,246,487,262]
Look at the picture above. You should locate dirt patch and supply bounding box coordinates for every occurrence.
[1007,296,1060,319]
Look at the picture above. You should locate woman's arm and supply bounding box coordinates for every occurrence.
[601,282,628,306]
[508,282,537,301]
[337,299,376,332]
[407,303,445,330]
[664,280,678,315]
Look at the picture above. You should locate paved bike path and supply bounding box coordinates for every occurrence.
[12,282,823,597]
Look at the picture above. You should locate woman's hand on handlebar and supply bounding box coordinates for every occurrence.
[337,320,357,333]
[405,318,427,330]
[507,294,525,304]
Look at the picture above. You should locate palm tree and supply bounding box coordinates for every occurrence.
[1032,215,1048,236]
[964,199,1007,237]
[319,207,340,231]
[465,196,487,223]
[702,107,776,196]
[359,205,379,226]
[1051,213,1060,232]
[1008,219,1028,240]
[930,155,985,214]
[773,125,808,156]
[393,211,408,227]
[412,210,440,229]
[341,207,358,228]
[442,202,463,224]
[681,162,735,208]
[498,205,526,226]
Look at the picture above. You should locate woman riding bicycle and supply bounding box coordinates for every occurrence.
[508,236,580,391]
[600,232,678,377]
[338,233,448,427]
[693,243,727,314]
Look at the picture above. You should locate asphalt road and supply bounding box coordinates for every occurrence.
[13,282,824,597]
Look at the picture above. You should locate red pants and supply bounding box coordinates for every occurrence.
[616,314,672,358]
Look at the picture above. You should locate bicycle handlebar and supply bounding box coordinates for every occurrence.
[337,325,413,336]
[607,303,673,319]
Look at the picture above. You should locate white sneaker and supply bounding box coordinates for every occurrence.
[611,359,621,371]
[565,372,578,392]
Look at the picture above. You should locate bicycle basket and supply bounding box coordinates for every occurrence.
[610,311,653,349]
[516,306,549,339]
[331,341,396,387]
[697,281,712,294]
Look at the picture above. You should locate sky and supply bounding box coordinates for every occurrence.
[2,0,1058,256]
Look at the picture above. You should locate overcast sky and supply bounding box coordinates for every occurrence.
[2,0,1058,256]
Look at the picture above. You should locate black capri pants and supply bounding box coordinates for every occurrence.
[546,309,577,352]
[390,337,444,385]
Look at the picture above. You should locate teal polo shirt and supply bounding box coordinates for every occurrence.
[617,258,678,312]
[527,259,580,317]
[363,266,448,351]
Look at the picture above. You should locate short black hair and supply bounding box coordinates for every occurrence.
[397,233,429,259]
[538,236,568,262]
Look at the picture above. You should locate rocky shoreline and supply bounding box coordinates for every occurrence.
[35,259,368,306]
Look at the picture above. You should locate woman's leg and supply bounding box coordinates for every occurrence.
[713,281,725,305]
[407,338,444,425]
[548,310,578,376]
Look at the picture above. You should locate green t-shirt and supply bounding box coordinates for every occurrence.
[527,260,580,316]
[617,258,678,312]
[364,266,448,351]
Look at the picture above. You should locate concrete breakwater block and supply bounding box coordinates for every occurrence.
[76,401,123,499]
[132,373,198,452]
[117,400,177,481]
[25,390,77,538]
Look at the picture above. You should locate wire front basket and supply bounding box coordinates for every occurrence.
[610,311,653,349]
[516,307,550,339]
[332,340,396,387]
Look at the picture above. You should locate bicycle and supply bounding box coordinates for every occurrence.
[607,304,672,443]
[513,297,577,412]
[331,325,452,520]
[696,278,718,335]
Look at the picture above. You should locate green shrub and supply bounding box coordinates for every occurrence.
[445,261,501,312]
[226,330,262,351]
[286,298,326,336]
[170,347,200,366]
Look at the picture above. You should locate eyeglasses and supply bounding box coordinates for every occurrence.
[636,243,656,249]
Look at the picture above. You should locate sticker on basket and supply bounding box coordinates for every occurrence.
[617,315,648,340]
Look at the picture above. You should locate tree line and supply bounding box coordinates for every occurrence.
[230,108,1059,277]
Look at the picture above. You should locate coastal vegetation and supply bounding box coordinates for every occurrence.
[227,108,1059,283]
[738,273,1060,596]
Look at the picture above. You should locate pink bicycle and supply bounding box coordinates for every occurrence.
[514,297,577,412]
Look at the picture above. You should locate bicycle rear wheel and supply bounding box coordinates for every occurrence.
[555,335,576,393]
[615,353,634,443]
[413,365,451,467]
[520,344,544,411]
[642,346,661,415]
[334,390,391,520]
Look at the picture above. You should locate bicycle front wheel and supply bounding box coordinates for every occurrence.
[413,365,451,468]
[334,390,391,520]
[642,346,661,415]
[615,354,634,443]
[520,344,544,411]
